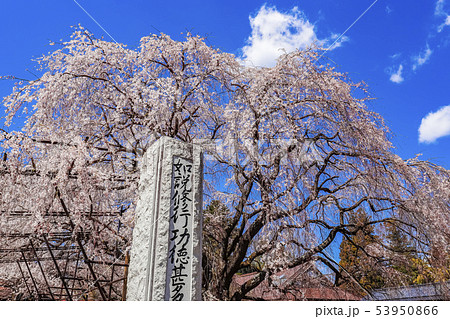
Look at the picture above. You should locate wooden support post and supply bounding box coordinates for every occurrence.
[21,251,42,300]
[56,189,108,301]
[16,261,33,299]
[29,239,55,300]
[43,235,73,301]
[122,252,130,301]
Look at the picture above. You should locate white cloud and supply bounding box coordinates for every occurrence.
[326,33,350,50]
[390,52,402,60]
[241,5,346,67]
[389,65,404,84]
[388,1,444,84]
[418,105,450,143]
[388,46,433,83]
[438,15,450,32]
[412,45,433,70]
[435,0,450,31]
[435,0,446,16]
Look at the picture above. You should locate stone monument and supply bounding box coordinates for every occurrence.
[126,137,203,301]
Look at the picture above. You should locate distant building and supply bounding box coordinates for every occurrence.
[363,281,450,301]
[232,262,360,301]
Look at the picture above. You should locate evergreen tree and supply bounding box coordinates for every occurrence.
[338,209,385,295]
[386,222,446,285]
[385,222,420,284]
[429,243,450,283]
[339,216,443,295]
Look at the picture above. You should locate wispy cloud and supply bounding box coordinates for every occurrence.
[438,15,450,32]
[389,65,404,84]
[390,52,402,59]
[387,1,448,83]
[435,0,450,32]
[419,105,450,143]
[240,5,347,67]
[326,33,350,50]
[412,45,433,71]
[435,0,447,16]
[388,45,432,83]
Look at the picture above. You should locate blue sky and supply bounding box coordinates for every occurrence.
[1,0,449,168]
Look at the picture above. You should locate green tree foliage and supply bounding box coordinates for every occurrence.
[338,209,385,295]
[202,200,233,293]
[385,222,425,284]
[339,212,449,296]
[428,243,450,283]
[386,222,450,285]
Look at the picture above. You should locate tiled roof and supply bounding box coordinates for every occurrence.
[232,263,360,301]
[0,286,12,300]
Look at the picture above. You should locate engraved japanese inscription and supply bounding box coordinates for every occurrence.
[127,137,202,301]
[166,156,194,300]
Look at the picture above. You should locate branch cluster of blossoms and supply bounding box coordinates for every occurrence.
[1,27,448,299]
